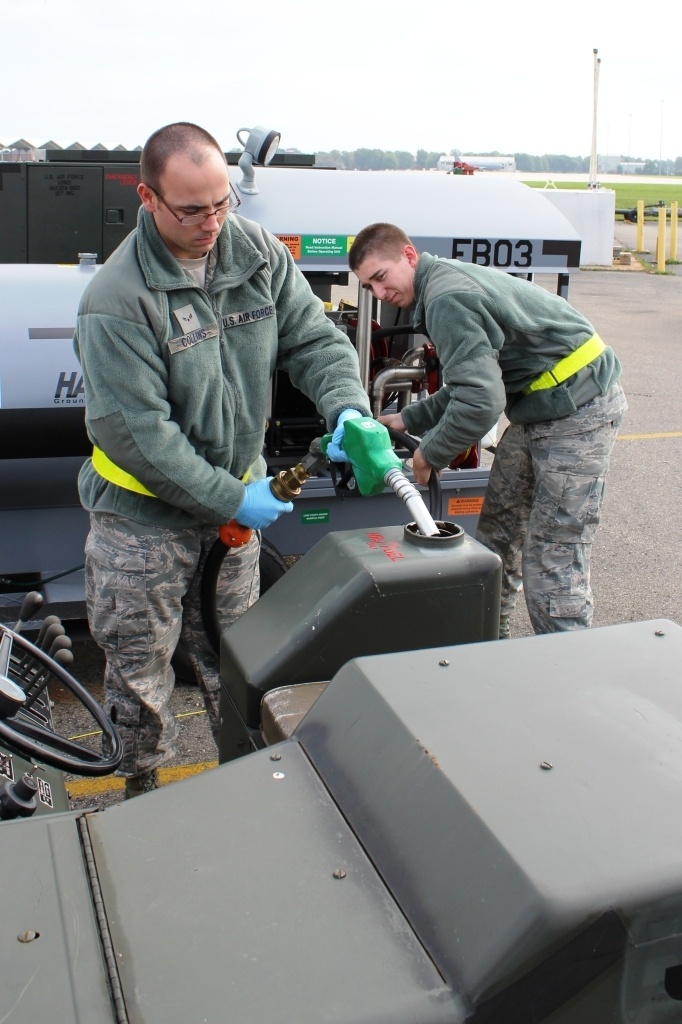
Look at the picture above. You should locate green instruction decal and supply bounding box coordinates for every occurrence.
[301,509,330,524]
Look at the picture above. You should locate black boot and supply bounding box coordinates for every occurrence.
[124,769,159,799]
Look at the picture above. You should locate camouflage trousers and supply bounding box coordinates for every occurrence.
[84,512,260,776]
[476,383,627,634]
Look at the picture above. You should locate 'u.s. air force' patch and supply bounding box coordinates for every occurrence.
[168,324,219,355]
[222,304,275,329]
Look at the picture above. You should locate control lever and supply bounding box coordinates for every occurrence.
[12,615,63,684]
[23,638,73,709]
[14,591,44,632]
[0,592,46,684]
[39,622,65,652]
[35,615,62,648]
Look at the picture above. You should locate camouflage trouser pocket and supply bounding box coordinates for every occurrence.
[532,469,605,544]
[85,529,151,657]
[85,512,196,658]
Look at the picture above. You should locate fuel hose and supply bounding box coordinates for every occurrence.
[385,427,442,520]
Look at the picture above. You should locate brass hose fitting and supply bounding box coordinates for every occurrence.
[269,439,327,502]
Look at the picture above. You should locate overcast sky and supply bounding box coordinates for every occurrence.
[4,0,680,162]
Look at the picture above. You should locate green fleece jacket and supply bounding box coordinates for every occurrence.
[73,208,370,529]
[401,255,621,470]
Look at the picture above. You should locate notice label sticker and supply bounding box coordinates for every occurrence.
[301,236,347,258]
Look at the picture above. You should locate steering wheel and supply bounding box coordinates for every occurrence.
[0,625,122,777]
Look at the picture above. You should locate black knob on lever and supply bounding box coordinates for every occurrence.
[0,773,38,820]
[39,623,65,652]
[35,615,61,649]
[14,592,44,633]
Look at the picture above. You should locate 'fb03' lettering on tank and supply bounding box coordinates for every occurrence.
[222,305,275,329]
[452,238,533,268]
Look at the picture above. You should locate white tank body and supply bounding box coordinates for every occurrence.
[0,262,99,412]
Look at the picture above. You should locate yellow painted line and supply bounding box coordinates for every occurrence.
[67,759,219,797]
[68,708,207,742]
[618,432,682,440]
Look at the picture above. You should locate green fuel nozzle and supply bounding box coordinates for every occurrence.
[321,418,402,496]
[321,417,440,537]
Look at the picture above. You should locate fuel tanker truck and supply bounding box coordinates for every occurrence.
[0,145,582,616]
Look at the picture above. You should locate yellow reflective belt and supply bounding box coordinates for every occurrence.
[92,447,156,497]
[523,334,606,394]
[92,447,253,496]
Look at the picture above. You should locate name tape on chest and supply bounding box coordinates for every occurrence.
[168,324,219,355]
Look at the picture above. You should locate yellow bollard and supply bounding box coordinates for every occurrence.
[670,201,678,262]
[657,206,666,272]
[636,200,644,252]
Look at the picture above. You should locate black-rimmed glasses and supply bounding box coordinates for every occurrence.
[150,182,241,225]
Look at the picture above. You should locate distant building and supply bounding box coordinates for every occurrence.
[618,161,646,174]
[2,139,46,162]
[597,154,623,173]
[8,138,34,151]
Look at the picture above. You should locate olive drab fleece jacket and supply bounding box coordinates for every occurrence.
[400,254,621,471]
[73,207,370,529]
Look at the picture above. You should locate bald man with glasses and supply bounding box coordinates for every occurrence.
[74,122,370,797]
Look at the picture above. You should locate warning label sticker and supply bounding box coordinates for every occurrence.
[447,496,485,517]
[277,235,301,259]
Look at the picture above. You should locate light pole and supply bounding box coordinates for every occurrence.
[659,100,664,176]
[628,113,632,163]
[589,48,600,189]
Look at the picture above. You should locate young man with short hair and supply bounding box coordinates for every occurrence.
[349,222,626,638]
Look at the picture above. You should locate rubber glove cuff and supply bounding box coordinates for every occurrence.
[325,408,364,462]
[236,478,294,530]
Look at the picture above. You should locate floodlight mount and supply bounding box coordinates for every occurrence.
[236,125,281,195]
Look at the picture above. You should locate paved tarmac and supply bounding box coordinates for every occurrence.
[508,254,682,640]
[52,255,682,808]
